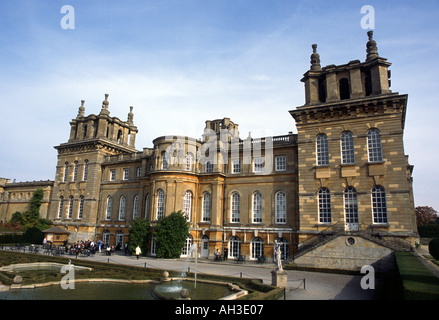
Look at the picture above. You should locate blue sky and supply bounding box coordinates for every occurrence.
[1,0,438,210]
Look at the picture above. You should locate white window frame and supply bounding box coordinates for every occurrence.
[367,129,383,162]
[105,196,112,220]
[202,192,211,222]
[183,191,192,221]
[318,188,331,223]
[232,159,241,174]
[156,189,165,219]
[275,191,286,224]
[185,153,192,171]
[372,185,388,224]
[252,191,262,223]
[316,134,329,166]
[228,236,241,258]
[341,131,355,164]
[251,237,264,260]
[118,196,126,221]
[275,155,286,171]
[253,157,264,173]
[231,192,240,223]
[110,169,116,181]
[133,195,139,219]
[123,168,129,180]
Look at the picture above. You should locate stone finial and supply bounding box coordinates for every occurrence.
[310,44,321,71]
[127,106,134,124]
[77,100,85,117]
[366,30,379,61]
[100,93,110,115]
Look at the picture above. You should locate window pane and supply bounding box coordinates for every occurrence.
[344,187,358,223]
[231,193,240,222]
[183,191,192,221]
[341,132,355,164]
[253,192,262,223]
[275,191,286,224]
[202,192,211,222]
[316,134,329,166]
[318,188,331,223]
[157,190,165,219]
[372,186,388,223]
[367,129,383,162]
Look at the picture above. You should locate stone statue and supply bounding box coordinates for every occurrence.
[310,44,321,71]
[274,240,283,272]
[366,30,378,61]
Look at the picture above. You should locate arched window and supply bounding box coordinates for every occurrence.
[251,237,264,260]
[73,161,79,182]
[78,196,84,219]
[162,152,168,170]
[68,196,74,219]
[144,194,149,220]
[231,192,240,223]
[318,188,331,223]
[316,134,329,166]
[202,192,211,222]
[339,78,350,100]
[63,162,69,182]
[252,192,262,223]
[183,191,192,221]
[344,186,359,227]
[205,161,213,173]
[341,131,355,164]
[117,130,123,144]
[119,196,126,221]
[133,195,139,219]
[372,185,388,224]
[156,189,165,219]
[105,196,112,220]
[58,196,64,219]
[367,129,383,162]
[83,160,89,181]
[275,191,286,224]
[185,153,192,171]
[228,236,241,259]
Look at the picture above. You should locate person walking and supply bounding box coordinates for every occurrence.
[135,246,141,260]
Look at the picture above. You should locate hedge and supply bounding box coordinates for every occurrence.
[428,238,439,260]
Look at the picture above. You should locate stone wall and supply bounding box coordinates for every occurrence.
[294,235,394,271]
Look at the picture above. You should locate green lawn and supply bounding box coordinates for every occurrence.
[395,251,439,300]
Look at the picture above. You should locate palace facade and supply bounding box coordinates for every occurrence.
[0,32,418,270]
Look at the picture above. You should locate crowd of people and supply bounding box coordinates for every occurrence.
[64,240,116,257]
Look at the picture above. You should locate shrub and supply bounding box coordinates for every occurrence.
[429,238,439,260]
[154,211,190,259]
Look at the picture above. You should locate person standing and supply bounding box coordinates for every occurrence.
[135,246,141,260]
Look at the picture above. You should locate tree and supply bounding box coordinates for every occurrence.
[416,206,438,226]
[154,211,190,259]
[7,189,52,243]
[128,218,150,256]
